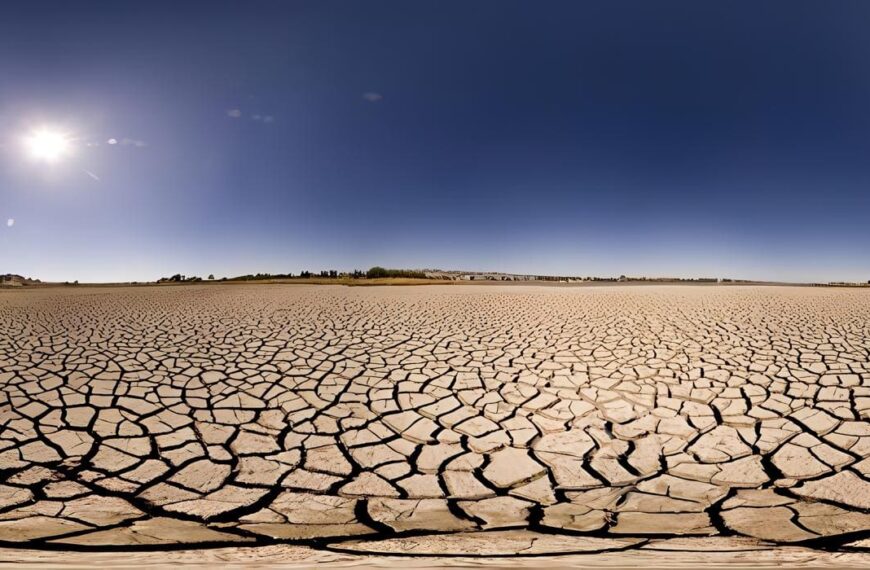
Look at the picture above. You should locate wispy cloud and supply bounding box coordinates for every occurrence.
[6,218,13,228]
[83,169,101,181]
[229,108,275,124]
[362,92,383,103]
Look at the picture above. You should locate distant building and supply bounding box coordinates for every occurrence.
[1,274,25,287]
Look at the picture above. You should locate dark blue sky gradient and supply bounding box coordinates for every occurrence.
[2,1,869,282]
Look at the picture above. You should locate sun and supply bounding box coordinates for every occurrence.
[24,128,72,163]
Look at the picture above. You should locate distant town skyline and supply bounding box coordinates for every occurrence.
[2,1,870,283]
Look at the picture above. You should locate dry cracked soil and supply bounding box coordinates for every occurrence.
[0,284,868,567]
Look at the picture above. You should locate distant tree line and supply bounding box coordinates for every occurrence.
[365,267,427,279]
[157,274,203,283]
[157,267,429,283]
[221,267,426,280]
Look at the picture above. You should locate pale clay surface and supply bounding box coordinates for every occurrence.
[0,284,868,566]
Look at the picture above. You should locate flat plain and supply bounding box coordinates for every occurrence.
[1,284,868,567]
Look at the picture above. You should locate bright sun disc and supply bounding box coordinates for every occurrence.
[24,128,72,162]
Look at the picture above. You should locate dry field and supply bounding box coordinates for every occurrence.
[0,284,868,567]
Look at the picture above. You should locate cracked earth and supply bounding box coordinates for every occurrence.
[1,284,868,565]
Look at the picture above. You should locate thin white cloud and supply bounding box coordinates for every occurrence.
[107,138,118,145]
[83,169,101,181]
[362,92,383,102]
[227,109,242,118]
[6,219,13,228]
[262,115,274,123]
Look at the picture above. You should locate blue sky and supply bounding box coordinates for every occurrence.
[1,1,869,282]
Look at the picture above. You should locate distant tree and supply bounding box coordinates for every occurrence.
[366,266,427,279]
[208,274,214,280]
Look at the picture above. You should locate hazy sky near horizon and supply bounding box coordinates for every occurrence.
[2,0,870,283]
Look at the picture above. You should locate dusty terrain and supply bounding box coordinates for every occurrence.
[0,284,868,567]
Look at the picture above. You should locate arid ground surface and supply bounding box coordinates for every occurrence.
[1,284,868,567]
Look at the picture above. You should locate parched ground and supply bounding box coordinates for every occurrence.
[0,284,868,567]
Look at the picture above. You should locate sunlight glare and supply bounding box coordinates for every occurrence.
[24,128,72,163]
